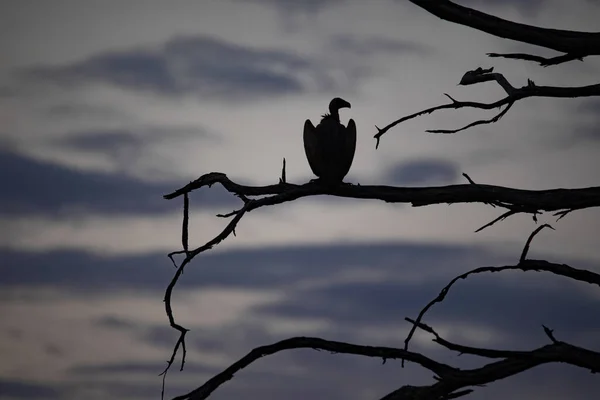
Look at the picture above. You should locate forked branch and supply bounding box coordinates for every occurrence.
[402,224,600,359]
[373,0,600,144]
[161,172,600,386]
[374,68,600,145]
[172,327,600,400]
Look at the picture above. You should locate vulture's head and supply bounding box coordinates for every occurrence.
[329,97,351,114]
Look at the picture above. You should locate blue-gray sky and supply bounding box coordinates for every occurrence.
[1,1,600,399]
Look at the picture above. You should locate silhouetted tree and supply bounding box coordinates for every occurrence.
[161,1,600,399]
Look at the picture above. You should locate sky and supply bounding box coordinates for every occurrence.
[1,0,600,399]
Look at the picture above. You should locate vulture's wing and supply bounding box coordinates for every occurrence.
[303,119,322,178]
[339,119,357,179]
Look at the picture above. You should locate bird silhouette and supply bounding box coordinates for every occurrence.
[303,97,356,183]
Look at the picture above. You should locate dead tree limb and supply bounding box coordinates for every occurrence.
[164,173,600,214]
[374,68,600,145]
[401,223,600,363]
[161,173,600,384]
[171,326,600,400]
[373,1,600,143]
[160,3,600,398]
[487,52,586,67]
[408,0,600,56]
[403,259,600,356]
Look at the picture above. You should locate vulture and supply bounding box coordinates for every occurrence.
[303,97,356,183]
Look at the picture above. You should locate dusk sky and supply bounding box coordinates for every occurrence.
[1,1,600,399]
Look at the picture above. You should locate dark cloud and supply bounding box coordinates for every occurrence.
[56,125,217,153]
[17,32,424,101]
[0,249,171,289]
[385,159,460,186]
[243,0,346,14]
[68,361,216,376]
[0,148,237,216]
[331,35,431,57]
[60,130,142,151]
[576,98,600,116]
[565,125,600,144]
[19,35,330,101]
[255,266,600,348]
[0,379,59,399]
[94,315,140,330]
[44,103,131,121]
[0,242,486,290]
[4,240,599,350]
[2,240,600,399]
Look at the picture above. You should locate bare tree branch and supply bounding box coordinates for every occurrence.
[161,173,600,381]
[171,329,600,400]
[160,3,600,398]
[519,224,554,262]
[374,0,600,143]
[382,322,600,400]
[409,0,600,56]
[164,173,600,214]
[172,337,457,400]
[374,68,600,144]
[403,258,600,358]
[487,52,586,67]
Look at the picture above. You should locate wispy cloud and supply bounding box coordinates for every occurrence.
[0,148,236,216]
[2,241,599,398]
[0,379,59,399]
[242,0,347,15]
[18,35,331,101]
[330,34,432,57]
[385,159,460,186]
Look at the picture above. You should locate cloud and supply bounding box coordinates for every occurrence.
[3,240,600,399]
[576,98,600,116]
[6,239,598,349]
[68,361,216,376]
[242,0,346,15]
[44,103,131,121]
[16,31,430,103]
[0,379,59,399]
[330,34,432,57]
[571,125,600,143]
[19,35,330,101]
[551,99,600,145]
[0,242,495,292]
[0,148,236,216]
[385,159,460,185]
[56,125,217,153]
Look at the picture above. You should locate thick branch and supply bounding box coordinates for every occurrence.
[381,340,600,400]
[165,173,600,214]
[172,337,457,400]
[409,0,600,56]
[172,333,600,400]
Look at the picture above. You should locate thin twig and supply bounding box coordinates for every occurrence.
[374,70,600,143]
[519,224,554,263]
[487,52,586,67]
